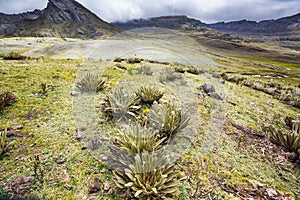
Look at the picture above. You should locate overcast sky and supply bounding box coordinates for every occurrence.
[0,0,299,23]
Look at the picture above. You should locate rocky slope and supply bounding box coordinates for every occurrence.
[0,0,119,38]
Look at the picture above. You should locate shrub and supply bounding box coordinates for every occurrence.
[159,68,178,83]
[0,91,16,112]
[0,130,14,158]
[2,52,27,60]
[76,73,106,92]
[137,65,153,76]
[137,86,163,105]
[113,153,184,199]
[149,103,190,141]
[270,119,300,159]
[127,57,143,64]
[102,87,140,121]
[107,124,166,170]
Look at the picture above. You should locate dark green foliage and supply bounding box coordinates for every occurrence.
[76,73,106,92]
[0,91,16,112]
[2,52,27,60]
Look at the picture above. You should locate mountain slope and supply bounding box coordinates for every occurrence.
[208,13,300,34]
[0,0,119,38]
[112,13,300,37]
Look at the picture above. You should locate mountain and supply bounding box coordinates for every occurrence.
[112,13,300,37]
[0,0,119,38]
[112,15,205,30]
[208,13,300,34]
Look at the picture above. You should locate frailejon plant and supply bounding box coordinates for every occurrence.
[107,124,166,170]
[270,119,300,159]
[113,124,165,154]
[159,67,178,83]
[76,72,106,92]
[0,130,14,158]
[113,153,184,199]
[137,65,153,76]
[0,91,16,112]
[149,103,190,141]
[102,87,140,121]
[137,86,164,105]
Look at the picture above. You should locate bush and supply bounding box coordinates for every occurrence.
[159,68,179,83]
[113,153,184,199]
[149,103,189,141]
[2,52,27,60]
[0,91,16,112]
[75,73,106,92]
[137,65,153,76]
[270,119,300,159]
[137,86,163,105]
[102,87,140,121]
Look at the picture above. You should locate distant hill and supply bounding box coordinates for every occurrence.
[112,13,300,39]
[112,15,206,30]
[0,0,119,38]
[208,13,300,34]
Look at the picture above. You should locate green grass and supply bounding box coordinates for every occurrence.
[0,54,300,199]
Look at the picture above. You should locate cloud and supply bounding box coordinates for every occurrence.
[0,0,299,23]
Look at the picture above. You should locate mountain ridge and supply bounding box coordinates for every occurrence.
[112,13,300,36]
[0,0,119,38]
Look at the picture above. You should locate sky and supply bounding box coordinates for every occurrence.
[0,0,299,23]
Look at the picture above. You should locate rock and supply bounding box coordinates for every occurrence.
[265,188,278,199]
[200,83,215,93]
[208,92,223,101]
[88,178,100,194]
[71,91,79,96]
[249,102,256,106]
[197,93,206,98]
[266,101,274,107]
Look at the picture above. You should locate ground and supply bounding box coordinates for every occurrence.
[0,29,299,199]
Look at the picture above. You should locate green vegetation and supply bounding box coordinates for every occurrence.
[149,103,190,141]
[137,85,164,105]
[102,87,141,121]
[2,52,27,60]
[0,130,14,158]
[113,154,184,199]
[1,37,300,199]
[75,72,106,92]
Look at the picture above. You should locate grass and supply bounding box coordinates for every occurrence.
[0,45,300,199]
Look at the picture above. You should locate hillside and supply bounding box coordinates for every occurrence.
[0,0,119,38]
[112,13,300,40]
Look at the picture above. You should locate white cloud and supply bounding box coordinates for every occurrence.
[0,0,299,23]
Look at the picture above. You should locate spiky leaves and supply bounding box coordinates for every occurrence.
[149,103,190,141]
[113,125,165,154]
[113,154,183,199]
[0,130,14,158]
[102,87,141,122]
[270,119,300,158]
[76,73,106,92]
[108,124,165,170]
[137,86,163,105]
